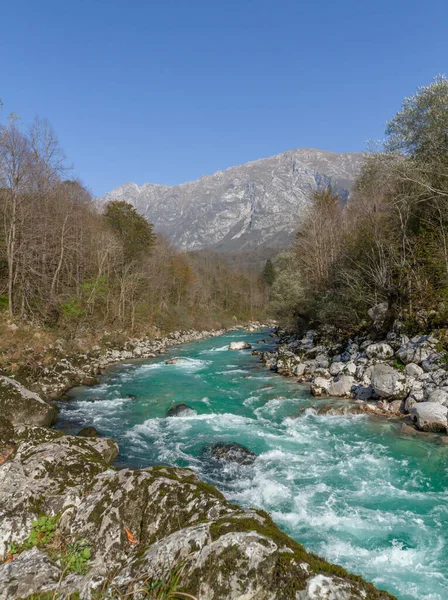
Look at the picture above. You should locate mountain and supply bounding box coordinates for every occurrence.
[99,148,364,251]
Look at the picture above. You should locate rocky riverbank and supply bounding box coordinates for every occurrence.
[259,323,448,436]
[0,414,394,599]
[2,323,281,428]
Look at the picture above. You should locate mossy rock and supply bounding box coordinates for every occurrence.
[0,375,57,426]
[76,426,100,438]
[0,416,14,446]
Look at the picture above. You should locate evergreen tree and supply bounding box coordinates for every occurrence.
[103,201,156,263]
[262,259,276,287]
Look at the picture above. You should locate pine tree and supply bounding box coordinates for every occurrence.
[262,259,276,287]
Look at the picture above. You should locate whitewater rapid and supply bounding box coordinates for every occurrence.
[57,329,448,600]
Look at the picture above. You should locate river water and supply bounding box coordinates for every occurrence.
[57,329,448,600]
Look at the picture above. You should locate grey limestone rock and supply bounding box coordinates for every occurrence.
[99,149,364,252]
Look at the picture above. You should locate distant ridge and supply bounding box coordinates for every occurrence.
[99,148,364,251]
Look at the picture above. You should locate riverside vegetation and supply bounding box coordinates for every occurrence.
[267,77,448,435]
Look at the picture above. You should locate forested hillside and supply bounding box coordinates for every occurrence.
[269,76,448,336]
[0,113,267,337]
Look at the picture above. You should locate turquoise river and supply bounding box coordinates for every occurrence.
[57,329,448,600]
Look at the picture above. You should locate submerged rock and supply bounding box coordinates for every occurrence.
[229,341,252,350]
[77,426,100,438]
[167,403,197,417]
[210,441,257,465]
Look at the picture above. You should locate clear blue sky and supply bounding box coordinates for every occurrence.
[1,0,447,196]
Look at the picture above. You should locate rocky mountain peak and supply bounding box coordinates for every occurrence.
[99,148,364,251]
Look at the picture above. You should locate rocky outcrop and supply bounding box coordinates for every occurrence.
[0,375,57,426]
[0,426,394,600]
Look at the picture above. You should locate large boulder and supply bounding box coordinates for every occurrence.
[0,426,118,558]
[229,341,252,350]
[396,336,435,365]
[426,389,448,405]
[327,376,355,398]
[209,442,256,465]
[410,402,448,432]
[0,375,57,426]
[371,364,410,400]
[293,363,307,378]
[311,377,331,397]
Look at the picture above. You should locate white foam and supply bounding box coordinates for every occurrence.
[200,344,229,354]
[217,369,248,375]
[173,357,211,372]
[243,395,260,407]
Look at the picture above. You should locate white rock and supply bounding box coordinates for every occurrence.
[396,343,431,365]
[410,402,448,432]
[371,364,410,400]
[315,355,330,369]
[327,376,355,398]
[329,362,344,376]
[426,389,448,405]
[300,573,359,600]
[368,302,388,325]
[365,343,394,360]
[229,341,252,350]
[311,377,331,397]
[313,368,331,379]
[344,361,356,375]
[405,363,424,378]
[293,364,307,378]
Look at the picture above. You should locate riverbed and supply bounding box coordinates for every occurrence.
[57,329,448,600]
